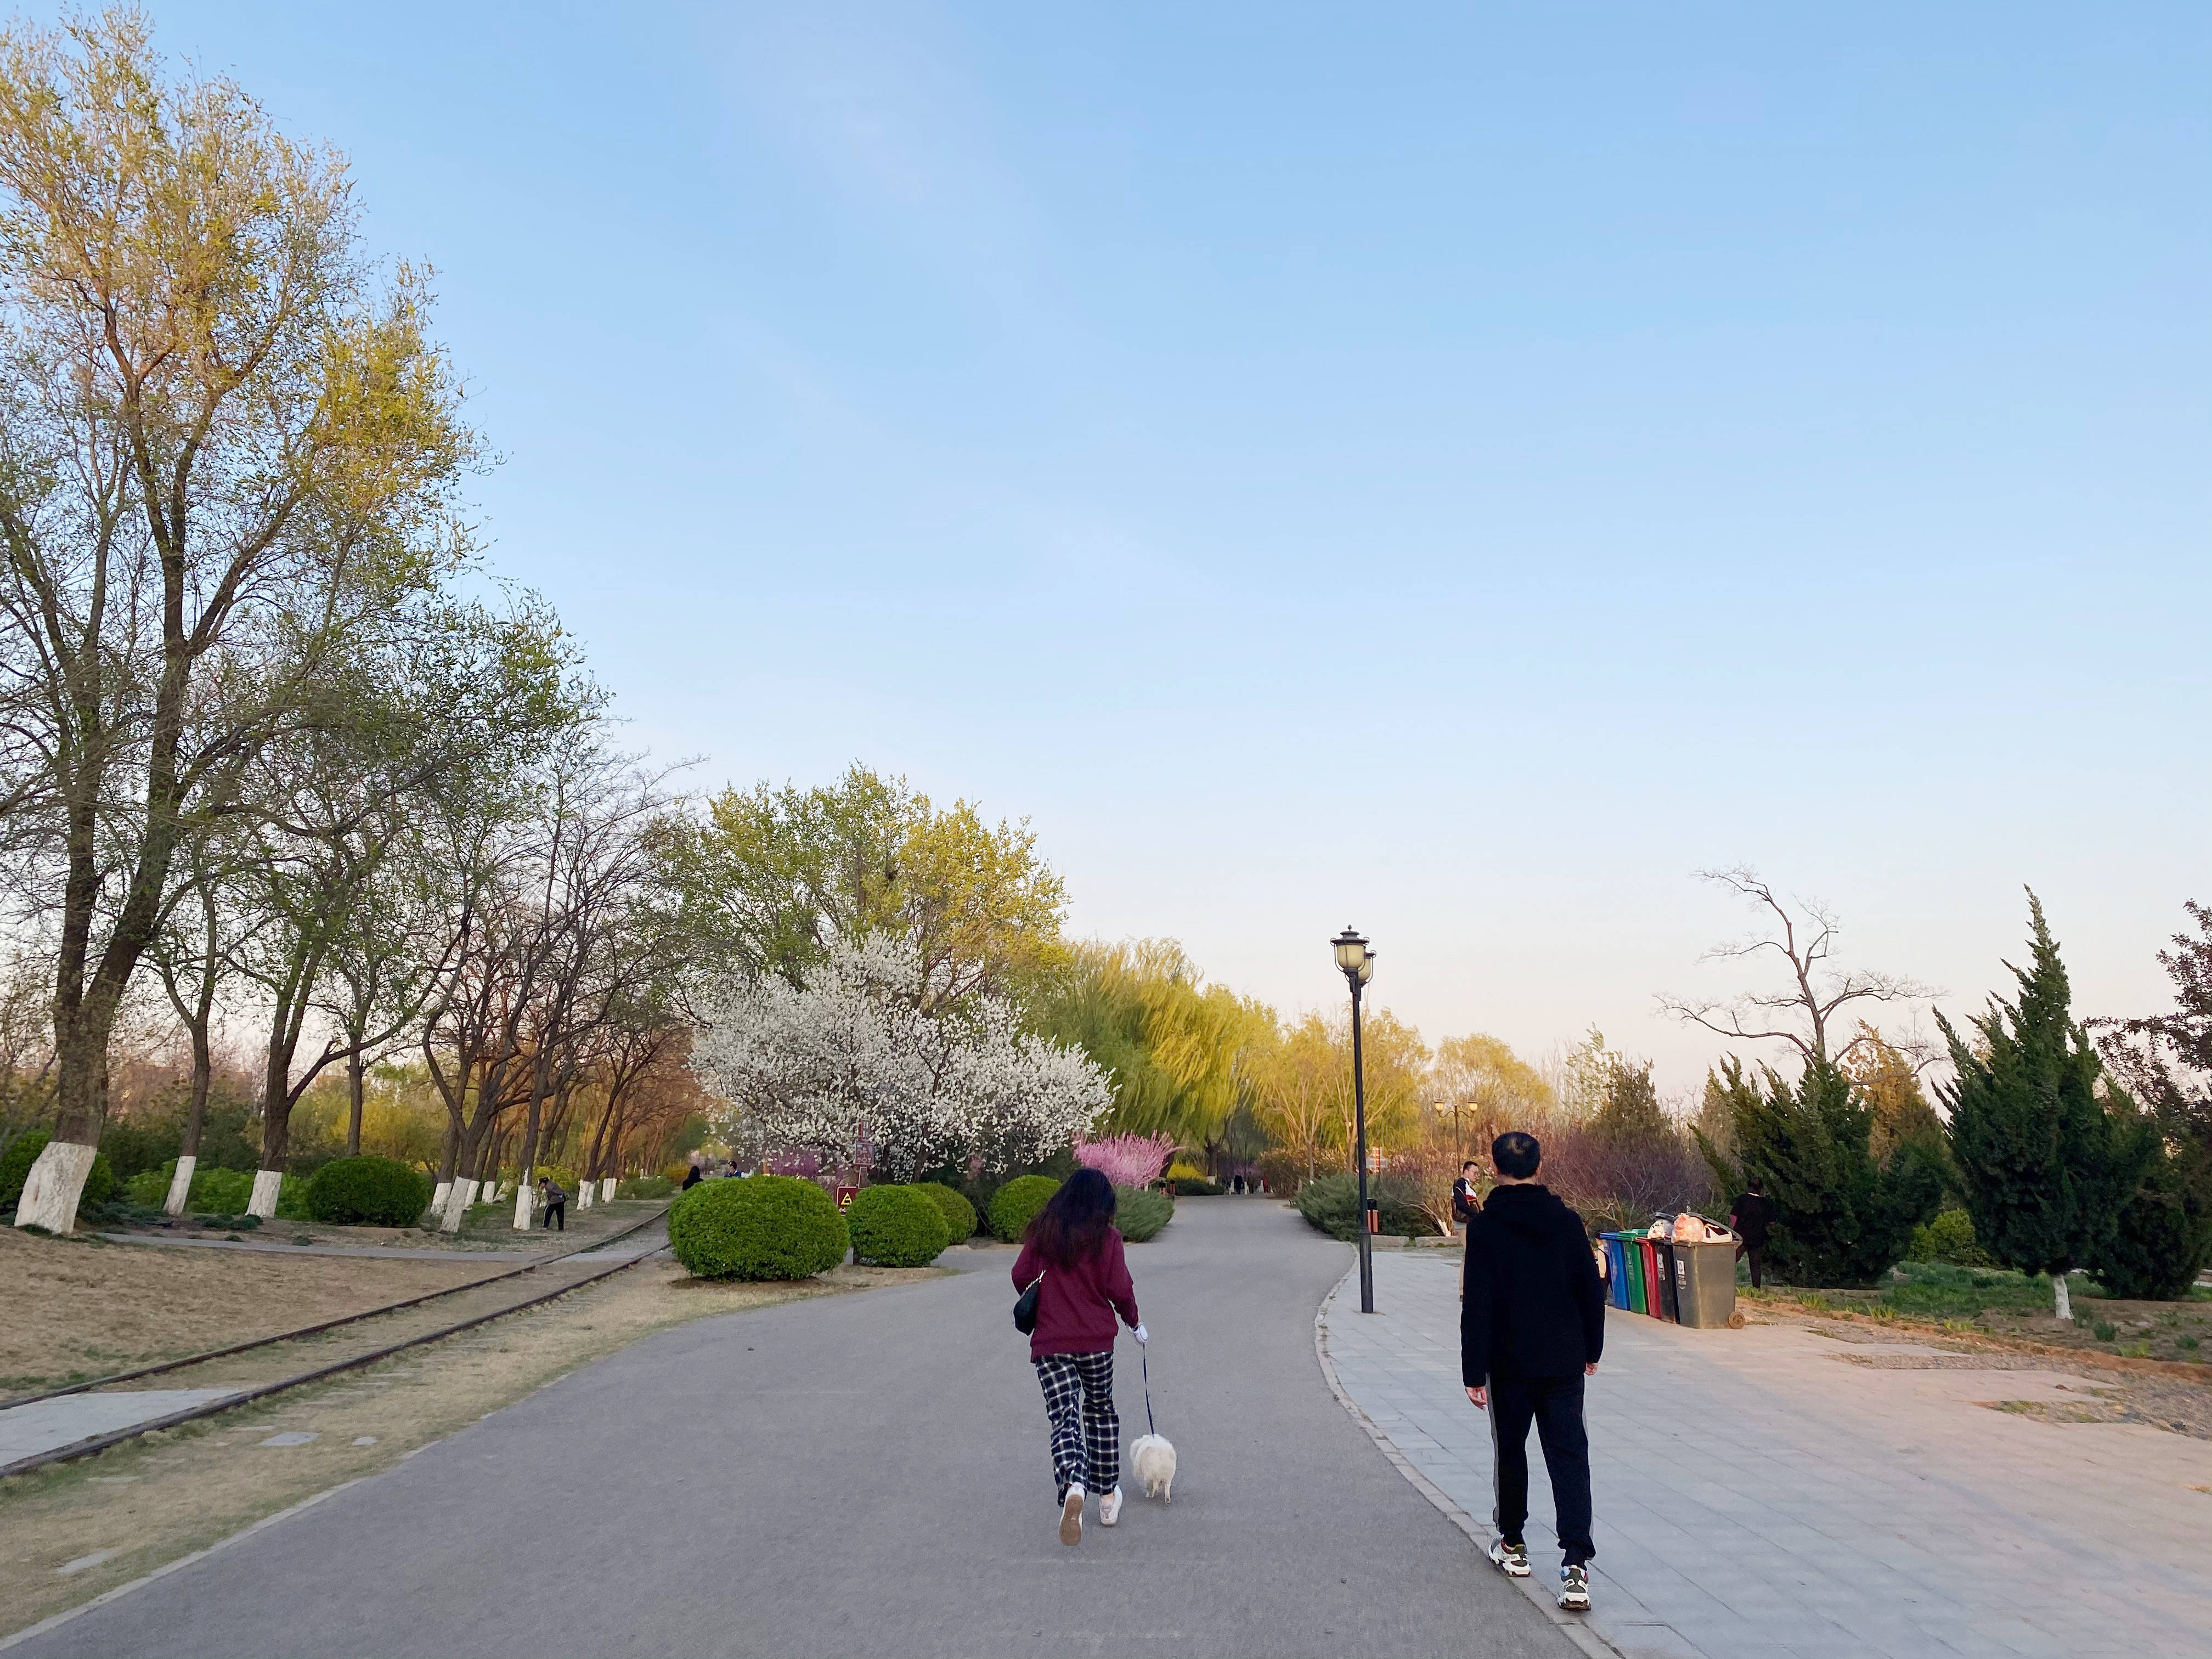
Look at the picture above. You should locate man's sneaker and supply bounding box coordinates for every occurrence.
[1059,1485,1085,1545]
[1099,1486,1123,1527]
[1488,1538,1531,1577]
[1558,1565,1592,1611]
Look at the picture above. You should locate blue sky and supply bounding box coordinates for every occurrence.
[153,2,2208,1088]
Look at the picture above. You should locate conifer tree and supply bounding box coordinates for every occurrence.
[1703,1056,1940,1286]
[1938,892,2147,1321]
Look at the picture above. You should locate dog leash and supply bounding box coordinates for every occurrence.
[1141,1341,1156,1437]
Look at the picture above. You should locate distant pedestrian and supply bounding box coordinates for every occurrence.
[1011,1168,1146,1547]
[1452,1159,1482,1229]
[1730,1181,1775,1289]
[1462,1130,1604,1612]
[681,1153,704,1192]
[538,1175,567,1232]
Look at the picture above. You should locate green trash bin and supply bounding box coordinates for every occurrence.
[1673,1239,1740,1328]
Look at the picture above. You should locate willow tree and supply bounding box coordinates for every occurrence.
[1026,938,1274,1155]
[0,12,476,1230]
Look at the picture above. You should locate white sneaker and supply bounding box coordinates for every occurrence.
[1099,1486,1123,1526]
[1558,1564,1591,1611]
[1488,1537,1530,1577]
[1059,1484,1085,1545]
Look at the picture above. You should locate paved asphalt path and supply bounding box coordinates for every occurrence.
[21,1199,1578,1659]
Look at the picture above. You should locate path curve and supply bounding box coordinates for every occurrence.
[16,1198,1578,1659]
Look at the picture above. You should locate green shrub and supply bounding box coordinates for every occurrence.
[2,1130,48,1208]
[669,1175,849,1280]
[1113,1184,1173,1242]
[1294,1172,1427,1240]
[81,1149,114,1207]
[847,1184,952,1266]
[2092,1319,2118,1341]
[1165,1162,1207,1182]
[126,1166,170,1207]
[910,1181,978,1242]
[306,1156,432,1226]
[1908,1207,1995,1268]
[1171,1176,1222,1196]
[188,1166,255,1215]
[99,1118,181,1182]
[989,1175,1060,1242]
[2089,1141,2212,1301]
[533,1164,579,1196]
[617,1175,673,1199]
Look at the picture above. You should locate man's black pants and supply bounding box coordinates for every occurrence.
[1736,1242,1763,1288]
[1488,1372,1594,1566]
[545,1201,565,1232]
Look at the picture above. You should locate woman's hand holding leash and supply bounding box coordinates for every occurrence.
[1132,1322,1148,1344]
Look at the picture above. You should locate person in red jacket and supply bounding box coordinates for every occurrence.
[1011,1168,1146,1545]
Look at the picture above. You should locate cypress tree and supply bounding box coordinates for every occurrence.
[1938,891,2146,1321]
[1709,1056,1942,1287]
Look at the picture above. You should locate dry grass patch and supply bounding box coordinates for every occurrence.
[0,1228,496,1399]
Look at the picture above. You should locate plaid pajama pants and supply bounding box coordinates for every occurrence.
[1035,1352,1120,1501]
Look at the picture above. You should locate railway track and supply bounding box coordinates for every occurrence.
[0,1206,674,1480]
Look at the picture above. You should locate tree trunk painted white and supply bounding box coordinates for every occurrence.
[439,1177,476,1233]
[163,1154,198,1217]
[2053,1271,2073,1323]
[247,1169,284,1220]
[512,1184,534,1230]
[13,1141,98,1233]
[430,1180,450,1217]
[575,1182,593,1209]
[600,1177,617,1204]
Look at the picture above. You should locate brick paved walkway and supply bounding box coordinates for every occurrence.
[1319,1250,2212,1659]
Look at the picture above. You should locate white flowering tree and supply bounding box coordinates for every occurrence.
[695,934,1110,1181]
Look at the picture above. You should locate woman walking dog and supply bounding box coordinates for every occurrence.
[1011,1169,1147,1545]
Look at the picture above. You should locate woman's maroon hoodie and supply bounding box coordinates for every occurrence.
[1011,1226,1139,1359]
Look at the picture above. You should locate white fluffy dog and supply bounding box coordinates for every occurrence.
[1129,1432,1177,1504]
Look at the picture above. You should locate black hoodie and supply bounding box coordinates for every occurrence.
[1460,1182,1606,1386]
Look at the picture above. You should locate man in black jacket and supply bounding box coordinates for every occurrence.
[1462,1130,1604,1612]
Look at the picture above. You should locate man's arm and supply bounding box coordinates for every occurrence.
[1460,1221,1493,1395]
[1569,1216,1604,1369]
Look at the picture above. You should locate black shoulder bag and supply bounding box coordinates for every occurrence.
[1013,1271,1045,1335]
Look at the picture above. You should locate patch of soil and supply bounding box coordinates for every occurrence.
[0,1228,492,1398]
[0,1258,951,1639]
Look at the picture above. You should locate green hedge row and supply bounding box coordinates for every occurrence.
[306,1156,432,1226]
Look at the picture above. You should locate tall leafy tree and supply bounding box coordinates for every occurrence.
[0,13,477,1229]
[659,765,1067,1008]
[1938,892,2147,1320]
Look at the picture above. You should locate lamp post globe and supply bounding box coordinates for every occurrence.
[1330,926,1376,1314]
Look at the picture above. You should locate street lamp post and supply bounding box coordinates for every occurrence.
[1331,926,1377,1314]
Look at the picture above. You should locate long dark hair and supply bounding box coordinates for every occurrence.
[1024,1168,1118,1267]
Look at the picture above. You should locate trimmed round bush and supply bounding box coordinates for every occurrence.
[847,1184,952,1266]
[306,1156,433,1226]
[670,1174,848,1281]
[1113,1184,1174,1243]
[911,1181,978,1242]
[989,1175,1061,1243]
